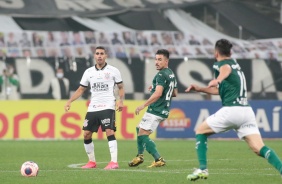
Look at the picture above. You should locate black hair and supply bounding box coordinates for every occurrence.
[95,46,107,53]
[156,49,169,59]
[215,39,233,56]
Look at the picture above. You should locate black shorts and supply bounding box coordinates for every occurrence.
[82,109,116,132]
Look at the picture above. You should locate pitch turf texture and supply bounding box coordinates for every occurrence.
[1,140,281,184]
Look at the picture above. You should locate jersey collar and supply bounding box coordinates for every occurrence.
[95,62,107,71]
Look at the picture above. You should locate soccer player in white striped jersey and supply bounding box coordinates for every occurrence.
[185,39,282,181]
[64,46,124,170]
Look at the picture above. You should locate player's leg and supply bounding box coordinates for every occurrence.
[129,113,165,167]
[104,129,119,169]
[238,107,282,176]
[136,126,145,155]
[244,134,282,175]
[129,114,151,167]
[140,113,165,167]
[140,128,166,168]
[101,110,119,170]
[81,112,98,169]
[195,122,214,170]
[128,124,147,166]
[82,130,96,168]
[187,121,213,181]
[188,107,232,181]
[128,126,145,167]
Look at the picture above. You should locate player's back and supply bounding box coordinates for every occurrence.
[213,59,248,106]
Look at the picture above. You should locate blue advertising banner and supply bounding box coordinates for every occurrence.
[156,100,282,139]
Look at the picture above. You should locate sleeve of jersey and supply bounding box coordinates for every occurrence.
[114,68,123,84]
[156,73,166,87]
[80,70,89,87]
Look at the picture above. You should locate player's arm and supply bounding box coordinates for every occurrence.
[208,64,231,87]
[143,85,163,106]
[64,85,87,112]
[116,82,124,112]
[185,85,219,95]
[135,85,163,115]
[186,64,232,95]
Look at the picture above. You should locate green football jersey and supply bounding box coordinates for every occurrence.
[213,59,249,106]
[147,68,177,118]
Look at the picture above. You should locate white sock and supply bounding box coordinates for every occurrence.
[84,142,95,162]
[108,140,118,162]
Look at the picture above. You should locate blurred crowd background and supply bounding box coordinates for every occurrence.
[0,0,281,101]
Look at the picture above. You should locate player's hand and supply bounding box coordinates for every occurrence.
[116,101,123,112]
[135,105,145,115]
[208,79,220,88]
[64,102,71,112]
[185,84,200,92]
[148,85,152,92]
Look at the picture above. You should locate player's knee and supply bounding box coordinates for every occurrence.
[105,129,115,137]
[195,121,213,135]
[138,128,151,136]
[83,131,92,139]
[250,146,261,156]
[254,149,261,156]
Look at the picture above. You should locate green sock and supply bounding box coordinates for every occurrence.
[196,134,207,170]
[259,146,282,174]
[137,134,145,155]
[143,135,160,160]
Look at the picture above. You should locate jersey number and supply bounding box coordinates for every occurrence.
[166,81,175,100]
[237,70,247,98]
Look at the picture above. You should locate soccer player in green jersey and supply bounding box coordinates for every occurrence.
[128,49,178,168]
[185,39,282,181]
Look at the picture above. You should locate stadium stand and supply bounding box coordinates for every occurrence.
[184,0,282,39]
[72,16,134,31]
[209,1,282,39]
[109,11,178,31]
[13,17,92,31]
[0,0,281,100]
[0,15,22,31]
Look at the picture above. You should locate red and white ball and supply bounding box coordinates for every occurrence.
[20,161,39,177]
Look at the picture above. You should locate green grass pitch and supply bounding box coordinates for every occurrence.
[0,139,281,184]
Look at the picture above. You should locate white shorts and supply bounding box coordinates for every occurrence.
[138,112,165,133]
[206,106,260,139]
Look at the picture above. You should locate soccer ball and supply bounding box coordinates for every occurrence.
[20,161,39,177]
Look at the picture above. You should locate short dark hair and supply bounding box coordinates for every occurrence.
[95,46,107,53]
[215,39,233,56]
[156,49,169,59]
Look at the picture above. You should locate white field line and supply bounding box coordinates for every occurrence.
[0,169,278,176]
[0,159,277,176]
